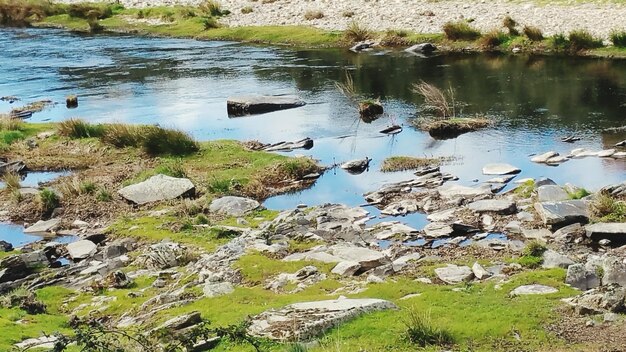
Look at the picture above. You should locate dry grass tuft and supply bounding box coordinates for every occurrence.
[412,81,455,120]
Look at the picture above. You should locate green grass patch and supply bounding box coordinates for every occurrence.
[234,252,336,284]
[567,188,591,200]
[514,179,535,199]
[442,21,481,41]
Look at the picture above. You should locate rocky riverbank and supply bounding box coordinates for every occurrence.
[52,0,626,40]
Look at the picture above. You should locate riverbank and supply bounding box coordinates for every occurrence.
[2,0,626,57]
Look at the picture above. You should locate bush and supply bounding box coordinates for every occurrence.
[443,21,481,41]
[404,309,454,347]
[303,10,323,20]
[568,29,603,51]
[549,33,569,51]
[68,4,113,20]
[478,30,507,49]
[502,16,518,36]
[523,26,543,41]
[523,240,547,257]
[343,21,372,43]
[610,30,626,47]
[141,126,199,157]
[207,178,238,194]
[57,118,105,139]
[0,130,25,146]
[37,188,60,215]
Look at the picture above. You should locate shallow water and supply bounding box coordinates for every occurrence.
[1,28,625,212]
[0,170,70,189]
[0,223,77,248]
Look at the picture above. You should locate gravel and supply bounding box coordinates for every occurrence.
[53,0,626,39]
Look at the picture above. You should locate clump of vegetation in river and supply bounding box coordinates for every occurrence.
[523,25,544,41]
[403,309,454,347]
[343,20,373,43]
[412,81,456,120]
[610,30,626,47]
[336,73,384,121]
[442,20,481,41]
[478,29,508,50]
[502,16,519,36]
[381,156,441,172]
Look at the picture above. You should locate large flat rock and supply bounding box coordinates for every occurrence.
[482,163,521,175]
[209,196,260,217]
[437,184,492,198]
[435,264,474,284]
[66,240,97,260]
[118,174,195,205]
[534,200,588,227]
[510,284,558,296]
[585,223,626,243]
[537,185,569,202]
[467,199,517,215]
[248,298,397,341]
[227,95,305,116]
[23,218,60,234]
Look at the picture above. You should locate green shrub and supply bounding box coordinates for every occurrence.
[100,123,143,148]
[0,130,24,145]
[37,188,60,215]
[285,343,308,352]
[568,30,603,51]
[404,309,454,347]
[478,30,508,49]
[610,30,626,47]
[57,118,105,139]
[207,178,238,194]
[343,21,372,43]
[523,240,547,257]
[79,181,97,195]
[568,188,591,200]
[199,0,228,16]
[589,192,626,222]
[518,255,543,269]
[442,21,481,41]
[523,26,543,41]
[194,214,209,225]
[68,4,113,20]
[550,33,569,51]
[96,189,113,202]
[141,126,199,157]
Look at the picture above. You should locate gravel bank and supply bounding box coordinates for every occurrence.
[55,0,626,39]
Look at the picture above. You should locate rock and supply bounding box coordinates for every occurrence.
[510,284,558,296]
[516,211,534,222]
[563,284,626,314]
[435,264,474,284]
[102,244,128,259]
[546,155,569,164]
[209,196,260,217]
[331,261,361,277]
[66,240,97,260]
[405,43,437,54]
[467,199,517,215]
[553,223,584,243]
[597,149,616,157]
[602,257,626,287]
[585,223,626,244]
[541,250,574,269]
[261,138,314,152]
[438,184,492,198]
[0,160,25,175]
[350,40,376,52]
[247,298,397,341]
[505,221,522,234]
[71,219,89,229]
[227,95,305,116]
[392,253,422,272]
[14,336,58,350]
[531,151,559,163]
[0,240,13,252]
[423,222,454,238]
[537,185,569,202]
[137,242,185,269]
[472,262,491,280]
[328,244,389,271]
[482,163,521,175]
[381,199,420,216]
[534,200,588,227]
[0,256,29,283]
[369,222,418,240]
[154,311,202,332]
[106,271,133,288]
[20,250,48,268]
[23,218,60,233]
[566,263,599,291]
[118,174,195,205]
[485,175,516,184]
[203,282,234,297]
[522,228,552,242]
[535,178,557,187]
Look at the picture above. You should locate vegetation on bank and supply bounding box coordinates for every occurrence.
[380,156,442,172]
[1,0,625,57]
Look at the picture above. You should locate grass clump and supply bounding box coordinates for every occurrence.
[610,30,626,47]
[96,189,113,202]
[100,123,143,148]
[404,309,454,347]
[412,81,455,119]
[523,25,543,41]
[57,118,105,139]
[154,159,187,178]
[207,178,239,195]
[199,0,228,16]
[478,30,508,50]
[502,16,518,36]
[303,10,323,21]
[442,21,481,41]
[343,21,372,43]
[36,188,59,216]
[514,179,535,198]
[518,240,546,268]
[1,171,20,191]
[568,188,591,200]
[381,156,441,172]
[589,192,626,222]
[0,117,23,131]
[141,126,199,157]
[240,6,253,14]
[568,30,603,51]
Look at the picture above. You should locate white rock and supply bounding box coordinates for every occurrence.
[510,284,558,296]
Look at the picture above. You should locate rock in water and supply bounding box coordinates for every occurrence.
[209,196,261,217]
[23,219,60,234]
[482,163,521,175]
[118,174,195,205]
[405,43,437,54]
[340,158,371,174]
[248,298,397,341]
[227,95,305,116]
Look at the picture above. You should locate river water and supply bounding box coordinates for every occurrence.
[1,28,625,215]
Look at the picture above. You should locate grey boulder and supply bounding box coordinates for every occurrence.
[118,174,195,205]
[435,264,474,284]
[534,200,588,227]
[210,196,260,217]
[66,240,97,260]
[510,284,558,296]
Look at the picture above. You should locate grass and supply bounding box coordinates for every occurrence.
[478,30,508,50]
[442,21,481,41]
[412,81,455,120]
[523,26,544,41]
[568,30,603,51]
[234,252,335,284]
[0,117,23,131]
[589,192,626,222]
[36,188,59,215]
[343,21,372,43]
[610,30,626,47]
[198,0,227,17]
[57,118,105,139]
[1,171,20,191]
[567,188,591,200]
[403,309,454,347]
[380,156,441,172]
[515,179,536,199]
[502,16,518,36]
[518,241,547,269]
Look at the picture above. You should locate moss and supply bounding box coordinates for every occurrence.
[514,180,535,199]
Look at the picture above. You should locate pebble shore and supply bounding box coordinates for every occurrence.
[54,0,626,39]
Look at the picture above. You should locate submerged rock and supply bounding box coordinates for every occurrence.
[247,298,397,341]
[340,158,371,174]
[209,196,260,217]
[118,174,195,205]
[482,163,521,175]
[405,43,437,54]
[227,95,305,116]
